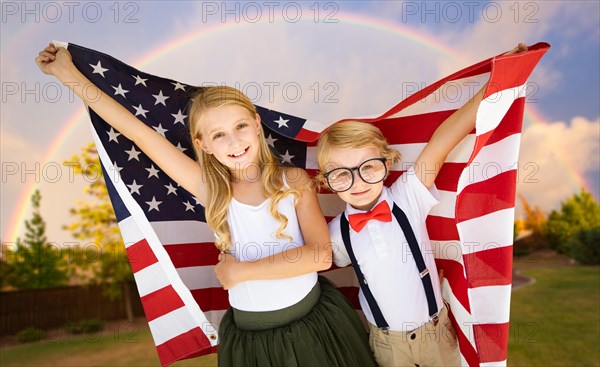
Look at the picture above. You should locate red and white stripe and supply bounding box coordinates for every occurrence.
[93,43,549,367]
[308,43,549,367]
[92,124,220,366]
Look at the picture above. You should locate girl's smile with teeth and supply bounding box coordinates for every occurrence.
[230,147,249,158]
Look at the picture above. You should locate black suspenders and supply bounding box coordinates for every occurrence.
[340,203,439,331]
[341,214,389,329]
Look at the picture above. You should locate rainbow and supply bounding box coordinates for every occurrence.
[4,12,583,243]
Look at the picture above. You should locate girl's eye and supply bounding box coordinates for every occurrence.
[212,132,224,140]
[237,123,248,129]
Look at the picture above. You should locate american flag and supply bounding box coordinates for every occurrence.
[58,40,549,367]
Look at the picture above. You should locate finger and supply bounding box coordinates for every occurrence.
[38,51,55,59]
[34,55,49,64]
[42,45,57,55]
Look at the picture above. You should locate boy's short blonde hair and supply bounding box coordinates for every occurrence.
[316,121,401,184]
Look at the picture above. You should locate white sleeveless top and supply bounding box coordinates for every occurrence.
[226,179,318,311]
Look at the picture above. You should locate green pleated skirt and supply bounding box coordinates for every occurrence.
[217,276,377,367]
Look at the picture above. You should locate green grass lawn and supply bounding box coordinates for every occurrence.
[2,255,598,367]
[508,266,600,366]
[0,325,217,367]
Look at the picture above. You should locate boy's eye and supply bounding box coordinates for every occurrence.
[335,170,351,178]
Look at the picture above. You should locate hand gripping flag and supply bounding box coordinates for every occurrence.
[56,40,549,367]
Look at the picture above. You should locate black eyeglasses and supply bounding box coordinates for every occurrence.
[323,158,388,193]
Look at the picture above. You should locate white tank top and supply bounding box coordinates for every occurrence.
[226,179,318,311]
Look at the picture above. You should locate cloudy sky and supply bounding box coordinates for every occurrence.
[2,1,599,246]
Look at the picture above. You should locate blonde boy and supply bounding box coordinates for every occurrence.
[317,121,461,367]
[316,45,528,365]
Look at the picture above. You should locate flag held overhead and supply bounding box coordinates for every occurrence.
[61,40,549,367]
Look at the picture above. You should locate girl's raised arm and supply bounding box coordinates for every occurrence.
[35,43,208,205]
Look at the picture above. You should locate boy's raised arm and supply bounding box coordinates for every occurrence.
[414,43,527,188]
[414,81,487,189]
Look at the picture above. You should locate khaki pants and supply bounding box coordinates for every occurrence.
[368,305,460,367]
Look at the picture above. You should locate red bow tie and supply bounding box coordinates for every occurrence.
[348,201,392,232]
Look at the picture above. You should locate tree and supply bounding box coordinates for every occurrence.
[567,228,600,265]
[0,257,15,290]
[63,143,135,321]
[514,195,548,256]
[3,190,69,289]
[544,189,600,255]
[520,194,547,236]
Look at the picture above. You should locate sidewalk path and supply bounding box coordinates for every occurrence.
[512,269,535,290]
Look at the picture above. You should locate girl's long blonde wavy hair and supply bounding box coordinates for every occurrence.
[188,86,300,252]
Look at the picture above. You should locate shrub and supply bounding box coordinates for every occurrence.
[544,189,600,254]
[81,319,104,333]
[64,321,84,334]
[16,327,46,343]
[514,233,548,256]
[64,319,105,334]
[568,228,600,265]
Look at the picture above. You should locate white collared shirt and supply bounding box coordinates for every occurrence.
[329,166,443,331]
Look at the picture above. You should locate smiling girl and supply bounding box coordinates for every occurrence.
[35,43,376,367]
